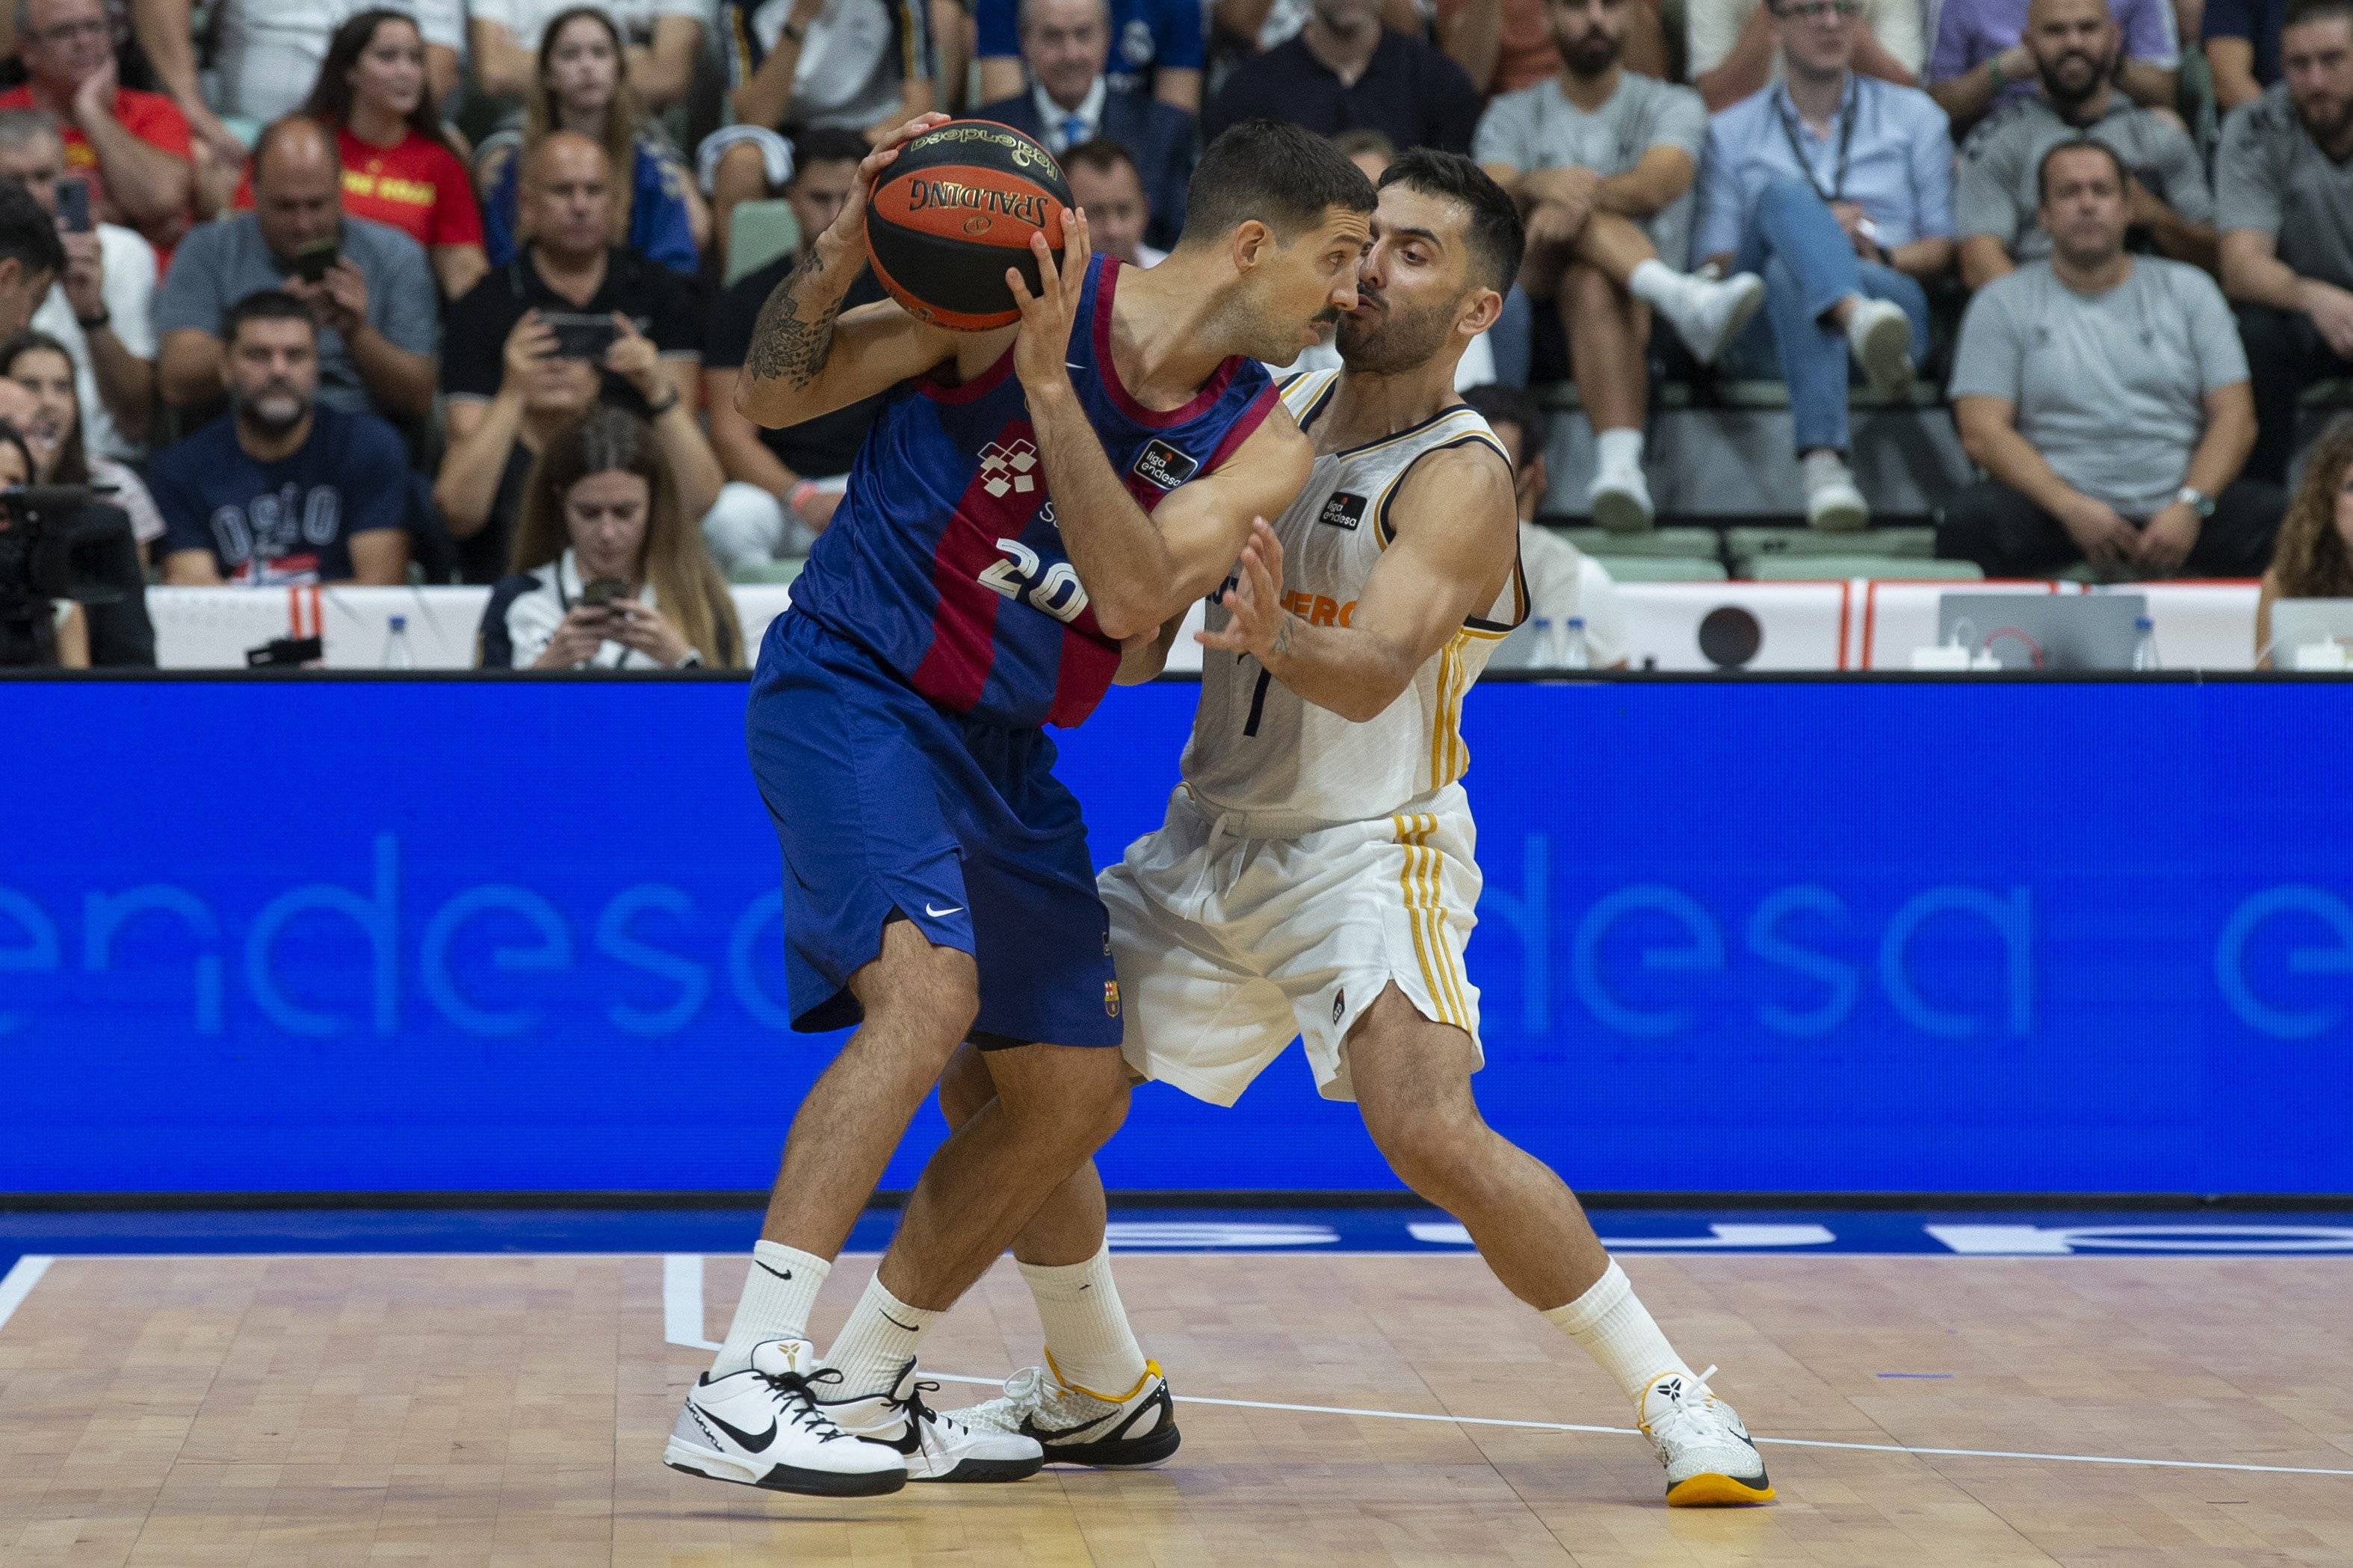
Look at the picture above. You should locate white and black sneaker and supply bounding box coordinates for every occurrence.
[822,1360,1047,1482]
[664,1339,908,1496]
[950,1356,1182,1468]
[1639,1365,1775,1506]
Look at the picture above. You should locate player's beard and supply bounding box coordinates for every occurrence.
[1335,289,1458,375]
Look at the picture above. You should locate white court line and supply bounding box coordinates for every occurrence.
[0,1255,53,1337]
[660,1255,2353,1482]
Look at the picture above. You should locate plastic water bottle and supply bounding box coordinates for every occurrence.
[1529,616,1554,666]
[383,613,415,670]
[1559,615,1591,671]
[2130,615,2159,672]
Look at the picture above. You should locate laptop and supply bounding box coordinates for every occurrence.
[1935,592,2150,670]
[2266,598,2353,666]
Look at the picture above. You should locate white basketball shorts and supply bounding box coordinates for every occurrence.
[1098,782,1485,1106]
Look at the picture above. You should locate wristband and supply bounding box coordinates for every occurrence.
[788,479,818,515]
[75,308,110,331]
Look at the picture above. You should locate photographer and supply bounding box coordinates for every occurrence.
[0,418,76,663]
[478,406,740,669]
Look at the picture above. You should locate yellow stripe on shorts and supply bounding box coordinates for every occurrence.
[1394,814,1468,1028]
[1417,813,1471,1025]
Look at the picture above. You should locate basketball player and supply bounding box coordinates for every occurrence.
[916,149,1778,1505]
[663,115,1379,1496]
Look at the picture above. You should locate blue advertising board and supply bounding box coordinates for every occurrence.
[1,677,2348,1194]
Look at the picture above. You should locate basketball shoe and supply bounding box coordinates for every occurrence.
[820,1361,1048,1482]
[1638,1365,1775,1505]
[949,1355,1183,1467]
[664,1338,908,1496]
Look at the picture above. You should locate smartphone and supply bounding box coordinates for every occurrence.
[581,576,631,608]
[55,176,90,234]
[294,238,338,283]
[546,312,619,361]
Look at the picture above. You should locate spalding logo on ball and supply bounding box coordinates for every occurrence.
[865,120,1073,332]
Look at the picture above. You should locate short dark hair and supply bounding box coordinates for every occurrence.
[2035,135,2128,205]
[1459,383,1544,462]
[1063,136,1140,182]
[1378,148,1524,295]
[1329,127,1396,166]
[0,178,62,285]
[1178,119,1376,248]
[2285,0,2353,32]
[789,125,869,179]
[224,289,319,346]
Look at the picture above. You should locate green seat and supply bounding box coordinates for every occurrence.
[726,200,803,286]
[1738,555,1982,580]
[1530,381,1695,411]
[1716,379,1947,411]
[1556,525,1721,558]
[1726,524,1936,560]
[1591,554,1728,582]
[729,557,808,586]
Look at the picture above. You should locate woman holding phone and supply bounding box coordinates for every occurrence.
[477,406,741,669]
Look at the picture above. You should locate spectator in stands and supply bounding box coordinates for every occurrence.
[1443,0,1669,90]
[2254,415,2353,659]
[1692,0,1954,530]
[0,109,152,459]
[154,291,412,586]
[0,418,87,665]
[1941,141,2283,577]
[1064,139,1166,265]
[1955,0,2213,291]
[480,406,744,669]
[2207,0,2286,108]
[0,182,62,347]
[214,0,462,130]
[977,0,1202,108]
[0,0,191,252]
[1220,0,1426,52]
[1477,0,1766,529]
[702,129,882,574]
[717,0,934,153]
[1205,0,1484,155]
[1692,0,1923,111]
[1928,0,2179,133]
[974,0,1193,252]
[472,0,708,118]
[442,132,720,582]
[1462,382,1630,666]
[4,329,161,558]
[477,8,703,276]
[282,10,486,301]
[1332,125,1394,182]
[2219,0,2353,485]
[157,117,437,425]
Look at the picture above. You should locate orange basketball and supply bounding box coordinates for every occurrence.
[865,120,1072,332]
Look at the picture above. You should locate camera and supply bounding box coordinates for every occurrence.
[0,484,141,666]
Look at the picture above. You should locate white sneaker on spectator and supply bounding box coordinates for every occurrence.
[1802,450,1868,533]
[1658,270,1765,367]
[1844,297,1914,399]
[1588,462,1654,533]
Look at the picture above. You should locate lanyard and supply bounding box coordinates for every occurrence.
[1773,77,1859,203]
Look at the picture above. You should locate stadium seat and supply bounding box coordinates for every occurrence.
[728,557,807,586]
[1556,525,1722,559]
[1589,555,1729,582]
[1738,555,1983,581]
[726,200,803,286]
[1725,525,1936,560]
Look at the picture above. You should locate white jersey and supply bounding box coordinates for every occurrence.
[1178,370,1526,826]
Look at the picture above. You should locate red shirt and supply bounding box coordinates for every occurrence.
[0,84,194,257]
[233,125,484,253]
[1434,0,1563,95]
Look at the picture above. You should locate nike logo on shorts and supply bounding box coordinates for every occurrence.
[924,903,963,917]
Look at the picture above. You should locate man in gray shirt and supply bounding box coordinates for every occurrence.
[2216,0,2353,483]
[1474,0,1763,530]
[1955,0,2213,291]
[154,116,438,427]
[1941,140,2283,577]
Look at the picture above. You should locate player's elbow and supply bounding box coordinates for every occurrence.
[1089,595,1160,644]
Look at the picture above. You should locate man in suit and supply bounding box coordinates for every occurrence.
[977,0,1194,252]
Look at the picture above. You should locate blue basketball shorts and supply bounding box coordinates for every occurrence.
[743,610,1123,1047]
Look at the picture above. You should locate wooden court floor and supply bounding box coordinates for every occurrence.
[4,1251,2351,1567]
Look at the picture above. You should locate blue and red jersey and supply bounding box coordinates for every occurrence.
[787,255,1277,730]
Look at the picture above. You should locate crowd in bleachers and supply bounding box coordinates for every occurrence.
[5,0,2353,670]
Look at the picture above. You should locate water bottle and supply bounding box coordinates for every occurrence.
[383,613,415,670]
[2130,614,2159,672]
[1529,616,1554,668]
[1559,616,1591,671]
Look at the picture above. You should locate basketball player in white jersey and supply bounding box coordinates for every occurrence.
[921,149,1777,1505]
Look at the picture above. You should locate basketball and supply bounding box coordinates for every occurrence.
[865,120,1072,332]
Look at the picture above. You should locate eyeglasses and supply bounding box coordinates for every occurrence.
[1775,1,1864,19]
[29,17,112,44]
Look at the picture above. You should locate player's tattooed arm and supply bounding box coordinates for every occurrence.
[744,253,842,391]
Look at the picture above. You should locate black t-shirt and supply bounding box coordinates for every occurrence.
[451,443,539,586]
[441,245,703,418]
[1204,32,1481,156]
[705,257,890,480]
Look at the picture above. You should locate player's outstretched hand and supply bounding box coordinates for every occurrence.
[1197,517,1292,660]
[816,111,954,264]
[1009,206,1091,394]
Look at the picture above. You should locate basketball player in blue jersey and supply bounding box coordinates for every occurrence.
[661,115,1379,1497]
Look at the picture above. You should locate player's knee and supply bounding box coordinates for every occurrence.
[936,1041,995,1128]
[1361,1097,1484,1202]
[999,1047,1131,1154]
[856,924,980,1049]
[1562,263,1616,314]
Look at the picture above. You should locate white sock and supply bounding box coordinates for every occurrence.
[825,1274,942,1398]
[1020,1245,1149,1398]
[711,1241,830,1378]
[1627,258,1686,312]
[1594,427,1645,475]
[1542,1261,1691,1406]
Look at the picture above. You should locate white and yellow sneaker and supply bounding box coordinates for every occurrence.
[1639,1365,1775,1506]
[820,1360,1047,1483]
[950,1354,1182,1468]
